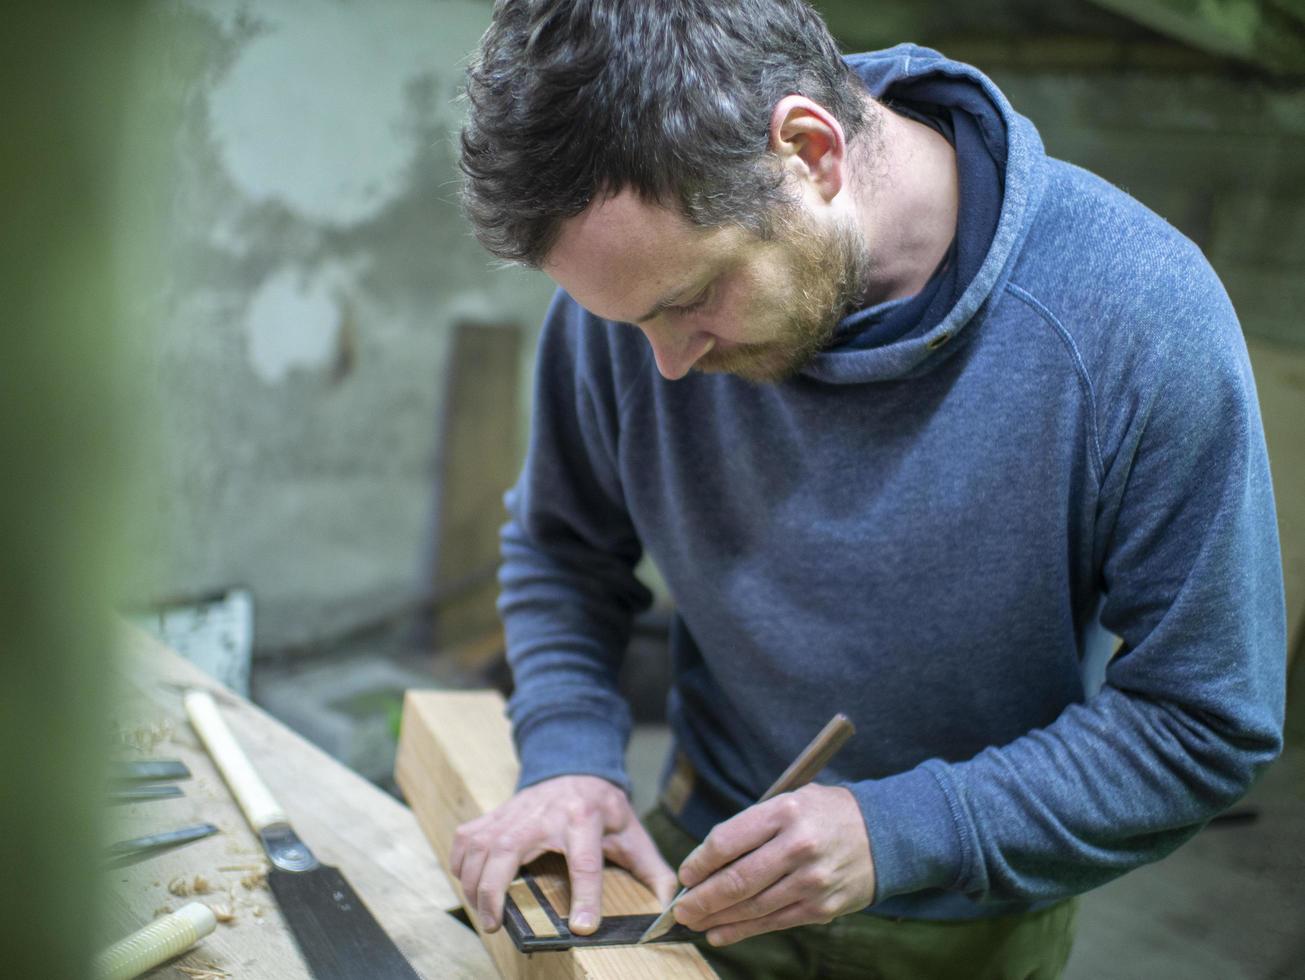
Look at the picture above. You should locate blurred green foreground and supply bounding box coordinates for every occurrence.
[0,4,166,976]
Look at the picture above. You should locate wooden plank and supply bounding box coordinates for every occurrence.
[394,690,717,980]
[433,322,524,655]
[103,625,495,979]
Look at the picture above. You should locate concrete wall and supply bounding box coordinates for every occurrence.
[136,0,554,652]
[142,0,1303,660]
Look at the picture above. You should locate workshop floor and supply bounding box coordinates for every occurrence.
[626,651,1305,980]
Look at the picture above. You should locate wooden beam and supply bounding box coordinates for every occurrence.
[395,690,717,980]
[433,322,523,659]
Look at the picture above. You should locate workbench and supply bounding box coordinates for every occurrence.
[103,624,495,979]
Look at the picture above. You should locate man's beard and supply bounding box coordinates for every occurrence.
[695,212,871,384]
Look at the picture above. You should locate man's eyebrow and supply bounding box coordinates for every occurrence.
[633,281,702,324]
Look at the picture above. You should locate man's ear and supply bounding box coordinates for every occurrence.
[769,95,847,202]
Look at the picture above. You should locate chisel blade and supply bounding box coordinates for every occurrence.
[269,864,422,980]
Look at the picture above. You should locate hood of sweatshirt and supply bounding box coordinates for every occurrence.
[800,44,1048,385]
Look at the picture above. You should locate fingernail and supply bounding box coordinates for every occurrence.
[479,908,496,931]
[572,912,595,933]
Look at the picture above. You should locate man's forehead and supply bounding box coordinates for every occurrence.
[543,190,737,321]
[551,191,714,265]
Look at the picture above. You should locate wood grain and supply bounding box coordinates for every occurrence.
[394,690,718,980]
[102,625,495,980]
[507,879,558,938]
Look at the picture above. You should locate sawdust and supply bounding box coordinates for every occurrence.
[239,866,268,891]
[114,719,175,754]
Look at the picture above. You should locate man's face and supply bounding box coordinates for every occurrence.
[544,189,869,383]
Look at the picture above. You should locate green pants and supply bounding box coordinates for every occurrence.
[644,805,1078,980]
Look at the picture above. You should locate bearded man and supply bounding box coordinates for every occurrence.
[442,2,1286,977]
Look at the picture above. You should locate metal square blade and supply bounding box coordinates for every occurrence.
[269,864,422,979]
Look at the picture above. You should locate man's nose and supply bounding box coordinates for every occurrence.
[639,322,715,381]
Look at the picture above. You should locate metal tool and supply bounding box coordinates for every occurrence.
[109,759,192,783]
[184,689,422,980]
[639,712,856,944]
[499,862,696,952]
[108,784,185,805]
[106,822,220,866]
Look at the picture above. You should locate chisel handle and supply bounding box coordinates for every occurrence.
[757,713,856,803]
[94,902,216,980]
[184,689,287,833]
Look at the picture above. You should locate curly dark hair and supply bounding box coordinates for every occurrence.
[460,0,872,266]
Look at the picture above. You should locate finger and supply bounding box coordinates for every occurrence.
[606,822,678,906]
[475,848,526,933]
[564,810,606,935]
[679,800,785,887]
[458,844,490,913]
[691,871,802,932]
[450,820,478,879]
[706,901,810,947]
[674,842,787,928]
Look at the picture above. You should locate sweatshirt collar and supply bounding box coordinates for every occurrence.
[800,45,1048,385]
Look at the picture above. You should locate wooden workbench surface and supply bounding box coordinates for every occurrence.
[102,624,495,980]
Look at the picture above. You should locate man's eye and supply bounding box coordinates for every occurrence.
[673,289,711,315]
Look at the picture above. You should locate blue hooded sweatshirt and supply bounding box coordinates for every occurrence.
[496,45,1286,921]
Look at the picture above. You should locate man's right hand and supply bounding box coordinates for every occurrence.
[449,774,678,935]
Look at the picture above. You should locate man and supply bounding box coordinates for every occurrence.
[446,2,1287,977]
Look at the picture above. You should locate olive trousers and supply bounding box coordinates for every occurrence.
[644,805,1078,980]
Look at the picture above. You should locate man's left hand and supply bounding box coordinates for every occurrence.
[673,783,876,945]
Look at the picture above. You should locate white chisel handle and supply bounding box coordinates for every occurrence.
[184,689,287,832]
[95,902,216,980]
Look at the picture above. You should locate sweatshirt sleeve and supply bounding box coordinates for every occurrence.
[851,268,1287,906]
[497,290,651,794]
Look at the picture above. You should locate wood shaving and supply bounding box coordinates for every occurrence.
[177,962,230,979]
[239,867,268,890]
[153,905,173,917]
[210,903,236,924]
[217,864,264,872]
[168,873,213,897]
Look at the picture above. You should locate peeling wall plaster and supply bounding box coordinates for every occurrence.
[245,265,344,384]
[204,0,477,226]
[144,0,558,650]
